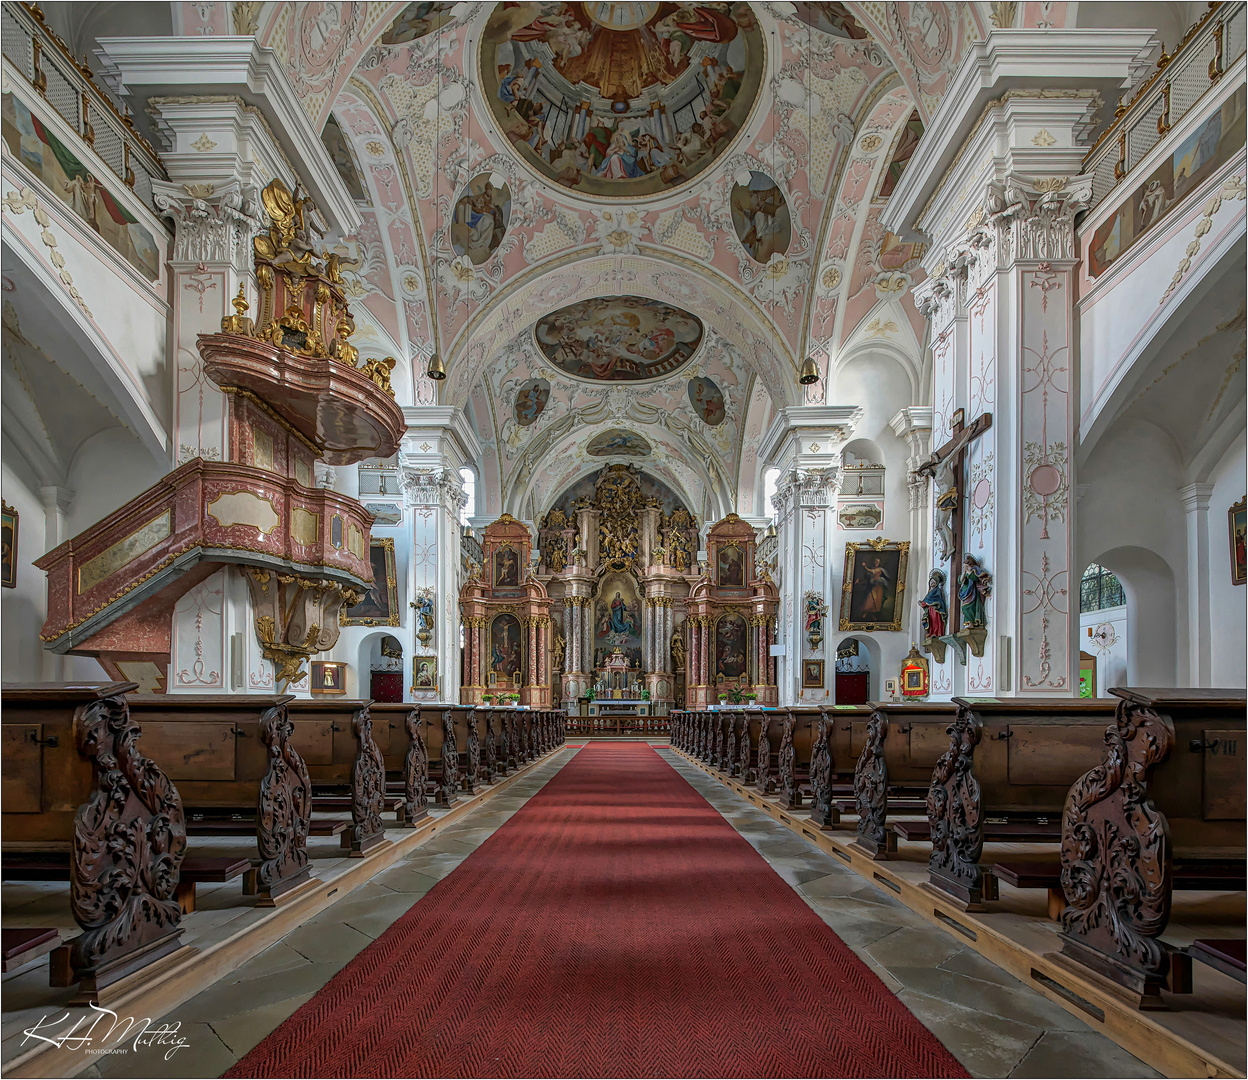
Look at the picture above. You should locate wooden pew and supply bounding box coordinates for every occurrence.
[1057,688,1247,1006]
[372,703,429,827]
[124,693,315,903]
[2,928,62,973]
[479,708,500,782]
[919,697,1122,908]
[2,682,187,996]
[446,707,481,794]
[286,699,386,856]
[845,702,957,854]
[777,708,817,809]
[422,707,460,806]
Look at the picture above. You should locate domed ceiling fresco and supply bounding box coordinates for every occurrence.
[534,296,704,381]
[480,2,764,197]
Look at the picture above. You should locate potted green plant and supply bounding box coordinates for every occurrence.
[585,685,596,702]
[482,694,495,705]
[717,691,728,708]
[640,688,651,702]
[743,691,758,707]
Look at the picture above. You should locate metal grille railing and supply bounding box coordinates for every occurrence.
[1084,1,1247,209]
[0,1,167,216]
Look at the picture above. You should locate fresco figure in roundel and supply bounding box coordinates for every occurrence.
[381,2,456,43]
[730,171,791,264]
[450,174,511,265]
[687,377,725,426]
[481,3,764,197]
[586,429,652,457]
[514,378,550,426]
[535,296,703,382]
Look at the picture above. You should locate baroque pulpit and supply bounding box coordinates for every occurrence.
[684,514,779,708]
[459,514,553,707]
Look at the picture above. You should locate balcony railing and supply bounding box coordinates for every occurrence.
[1083,1,1246,210]
[1,1,167,210]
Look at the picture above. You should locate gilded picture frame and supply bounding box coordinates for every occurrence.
[412,655,438,692]
[1,501,16,589]
[801,659,825,689]
[1230,496,1246,587]
[340,537,399,626]
[839,537,910,632]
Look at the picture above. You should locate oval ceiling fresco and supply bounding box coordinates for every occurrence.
[586,428,652,457]
[450,173,512,264]
[687,376,726,425]
[480,2,765,198]
[534,296,703,382]
[514,377,550,426]
[729,170,791,263]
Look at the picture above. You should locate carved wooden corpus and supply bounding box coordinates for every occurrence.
[346,705,386,856]
[756,713,774,794]
[439,709,459,806]
[809,712,834,828]
[854,708,890,858]
[252,703,313,900]
[70,692,187,992]
[401,707,429,826]
[1059,697,1177,1001]
[739,719,754,785]
[482,710,498,781]
[926,704,984,906]
[778,711,800,809]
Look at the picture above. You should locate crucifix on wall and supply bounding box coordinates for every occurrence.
[916,408,992,635]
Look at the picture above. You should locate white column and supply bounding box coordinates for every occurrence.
[1179,483,1214,686]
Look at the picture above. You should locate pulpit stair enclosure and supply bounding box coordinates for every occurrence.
[0,680,563,1001]
[672,687,1245,1012]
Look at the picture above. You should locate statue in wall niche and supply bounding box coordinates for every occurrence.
[956,554,992,658]
[918,569,948,665]
[670,626,687,674]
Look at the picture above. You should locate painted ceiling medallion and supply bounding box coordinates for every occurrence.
[586,428,652,457]
[381,2,456,43]
[514,377,551,426]
[729,171,791,264]
[480,2,764,198]
[451,173,512,265]
[687,376,726,425]
[535,296,703,382]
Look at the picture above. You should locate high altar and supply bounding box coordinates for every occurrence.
[493,463,780,715]
[459,514,553,707]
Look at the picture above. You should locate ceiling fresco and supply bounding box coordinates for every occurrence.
[237,2,999,518]
[534,295,704,381]
[480,2,765,197]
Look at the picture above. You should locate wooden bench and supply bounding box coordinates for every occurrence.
[125,694,314,902]
[372,703,430,826]
[286,699,387,856]
[2,851,251,915]
[845,702,956,852]
[422,707,461,806]
[1057,688,1246,1006]
[2,927,62,973]
[2,682,187,997]
[1187,940,1246,983]
[920,697,1117,908]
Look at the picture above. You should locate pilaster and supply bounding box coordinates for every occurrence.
[1179,483,1215,686]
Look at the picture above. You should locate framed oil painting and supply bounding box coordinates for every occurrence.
[802,659,825,689]
[489,613,523,687]
[1230,496,1246,586]
[340,538,399,626]
[1,501,15,589]
[493,545,521,588]
[717,542,747,588]
[839,539,910,632]
[310,661,346,695]
[412,655,438,692]
[713,612,748,683]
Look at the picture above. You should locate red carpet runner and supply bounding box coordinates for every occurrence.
[229,743,967,1078]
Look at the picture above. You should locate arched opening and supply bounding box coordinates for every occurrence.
[1078,563,1127,696]
[356,632,405,703]
[835,635,879,703]
[1090,547,1178,689]
[459,466,476,526]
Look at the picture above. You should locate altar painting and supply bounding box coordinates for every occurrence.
[717,542,746,587]
[714,613,747,682]
[489,613,523,686]
[494,544,521,587]
[594,573,641,669]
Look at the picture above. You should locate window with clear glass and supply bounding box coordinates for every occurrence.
[763,467,780,520]
[459,467,475,526]
[1080,563,1126,612]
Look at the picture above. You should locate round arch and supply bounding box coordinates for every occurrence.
[1090,546,1179,688]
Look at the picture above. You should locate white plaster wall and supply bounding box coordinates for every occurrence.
[1078,416,1190,685]
[1209,438,1247,686]
[65,428,168,537]
[1078,605,1129,695]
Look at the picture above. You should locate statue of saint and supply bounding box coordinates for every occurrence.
[670,626,687,673]
[918,569,948,641]
[958,555,992,628]
[552,632,566,679]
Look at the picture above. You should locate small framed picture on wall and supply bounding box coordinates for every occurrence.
[1230,496,1246,586]
[310,661,346,695]
[801,659,825,689]
[1,502,16,589]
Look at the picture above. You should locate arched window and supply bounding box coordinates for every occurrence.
[1080,563,1126,612]
[459,466,475,526]
[763,467,780,520]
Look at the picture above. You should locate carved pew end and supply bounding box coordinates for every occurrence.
[50,930,186,1003]
[1055,936,1193,1008]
